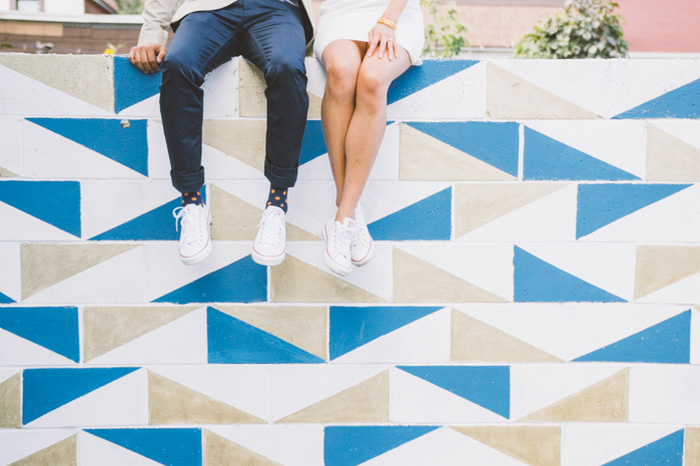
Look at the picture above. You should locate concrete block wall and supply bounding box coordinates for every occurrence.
[1,54,700,465]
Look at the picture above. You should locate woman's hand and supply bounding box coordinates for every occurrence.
[366,23,398,60]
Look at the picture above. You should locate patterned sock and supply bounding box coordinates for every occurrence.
[266,186,288,213]
[182,191,203,207]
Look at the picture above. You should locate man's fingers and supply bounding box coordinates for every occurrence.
[156,46,167,64]
[146,47,158,72]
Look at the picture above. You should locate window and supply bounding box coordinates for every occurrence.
[12,0,44,12]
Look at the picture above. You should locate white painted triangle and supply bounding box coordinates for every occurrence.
[0,328,75,366]
[150,365,272,422]
[563,424,682,466]
[388,62,486,120]
[0,117,23,175]
[81,179,178,239]
[509,365,625,420]
[0,242,21,301]
[0,202,77,241]
[146,120,172,180]
[455,303,685,362]
[391,368,507,423]
[396,244,513,301]
[285,242,393,301]
[364,427,526,466]
[284,180,337,238]
[457,184,577,242]
[304,58,327,99]
[519,243,636,301]
[270,365,388,421]
[362,181,452,224]
[23,121,145,180]
[23,242,251,304]
[637,272,700,305]
[88,308,207,365]
[202,143,267,181]
[333,307,451,363]
[0,430,76,465]
[118,93,160,118]
[296,149,333,181]
[650,120,700,148]
[525,120,646,178]
[27,369,148,427]
[202,59,239,118]
[207,425,324,466]
[0,65,111,117]
[80,431,162,466]
[582,184,700,243]
[0,369,17,384]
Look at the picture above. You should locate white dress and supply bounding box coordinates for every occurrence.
[313,0,425,65]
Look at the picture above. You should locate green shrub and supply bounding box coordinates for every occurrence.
[422,0,468,58]
[515,0,628,59]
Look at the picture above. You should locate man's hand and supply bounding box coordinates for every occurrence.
[129,43,167,74]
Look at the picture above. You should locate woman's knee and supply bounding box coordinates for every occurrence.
[356,67,389,103]
[325,60,359,98]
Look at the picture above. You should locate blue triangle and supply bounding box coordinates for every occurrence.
[575,310,691,364]
[368,187,451,240]
[330,306,442,360]
[153,255,267,304]
[0,307,79,362]
[523,127,639,181]
[388,59,478,104]
[91,198,180,241]
[614,78,700,119]
[0,180,80,237]
[604,429,684,466]
[577,183,691,238]
[86,428,202,466]
[23,367,138,424]
[405,121,519,176]
[27,118,148,176]
[0,291,14,303]
[299,120,327,165]
[398,366,510,418]
[324,426,439,466]
[114,55,162,113]
[514,246,625,303]
[207,307,324,364]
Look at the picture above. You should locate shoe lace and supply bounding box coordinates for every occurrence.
[334,221,353,258]
[173,205,204,245]
[257,208,284,246]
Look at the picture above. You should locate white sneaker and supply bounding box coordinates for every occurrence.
[323,217,353,276]
[252,206,286,266]
[173,203,212,265]
[351,202,374,267]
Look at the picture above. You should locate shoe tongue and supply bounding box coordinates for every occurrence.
[341,217,355,228]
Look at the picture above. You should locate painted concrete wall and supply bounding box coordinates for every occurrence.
[1,53,700,465]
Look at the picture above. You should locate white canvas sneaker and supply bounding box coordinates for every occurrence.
[323,217,353,276]
[252,206,286,266]
[351,202,374,267]
[173,203,212,265]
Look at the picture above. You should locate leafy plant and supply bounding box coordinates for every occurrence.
[515,0,628,59]
[115,0,143,14]
[421,0,468,58]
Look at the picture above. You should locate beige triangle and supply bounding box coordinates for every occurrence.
[308,92,323,119]
[399,124,516,181]
[214,305,327,360]
[647,125,700,181]
[521,368,629,422]
[0,54,113,112]
[454,182,566,237]
[278,370,389,423]
[393,248,508,303]
[0,373,21,428]
[487,63,601,119]
[11,435,77,466]
[210,184,318,241]
[204,430,281,466]
[684,428,700,466]
[149,371,265,424]
[634,245,700,299]
[271,255,385,303]
[83,306,198,362]
[0,166,17,177]
[451,426,561,466]
[21,243,139,300]
[202,119,266,171]
[451,310,562,363]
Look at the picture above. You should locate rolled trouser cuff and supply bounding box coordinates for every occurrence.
[171,166,205,194]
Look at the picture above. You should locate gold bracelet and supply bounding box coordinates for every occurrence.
[377,18,397,30]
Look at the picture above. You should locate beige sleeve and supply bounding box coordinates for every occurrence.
[137,0,184,47]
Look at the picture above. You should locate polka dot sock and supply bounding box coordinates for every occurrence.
[266,186,288,213]
[182,191,203,207]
